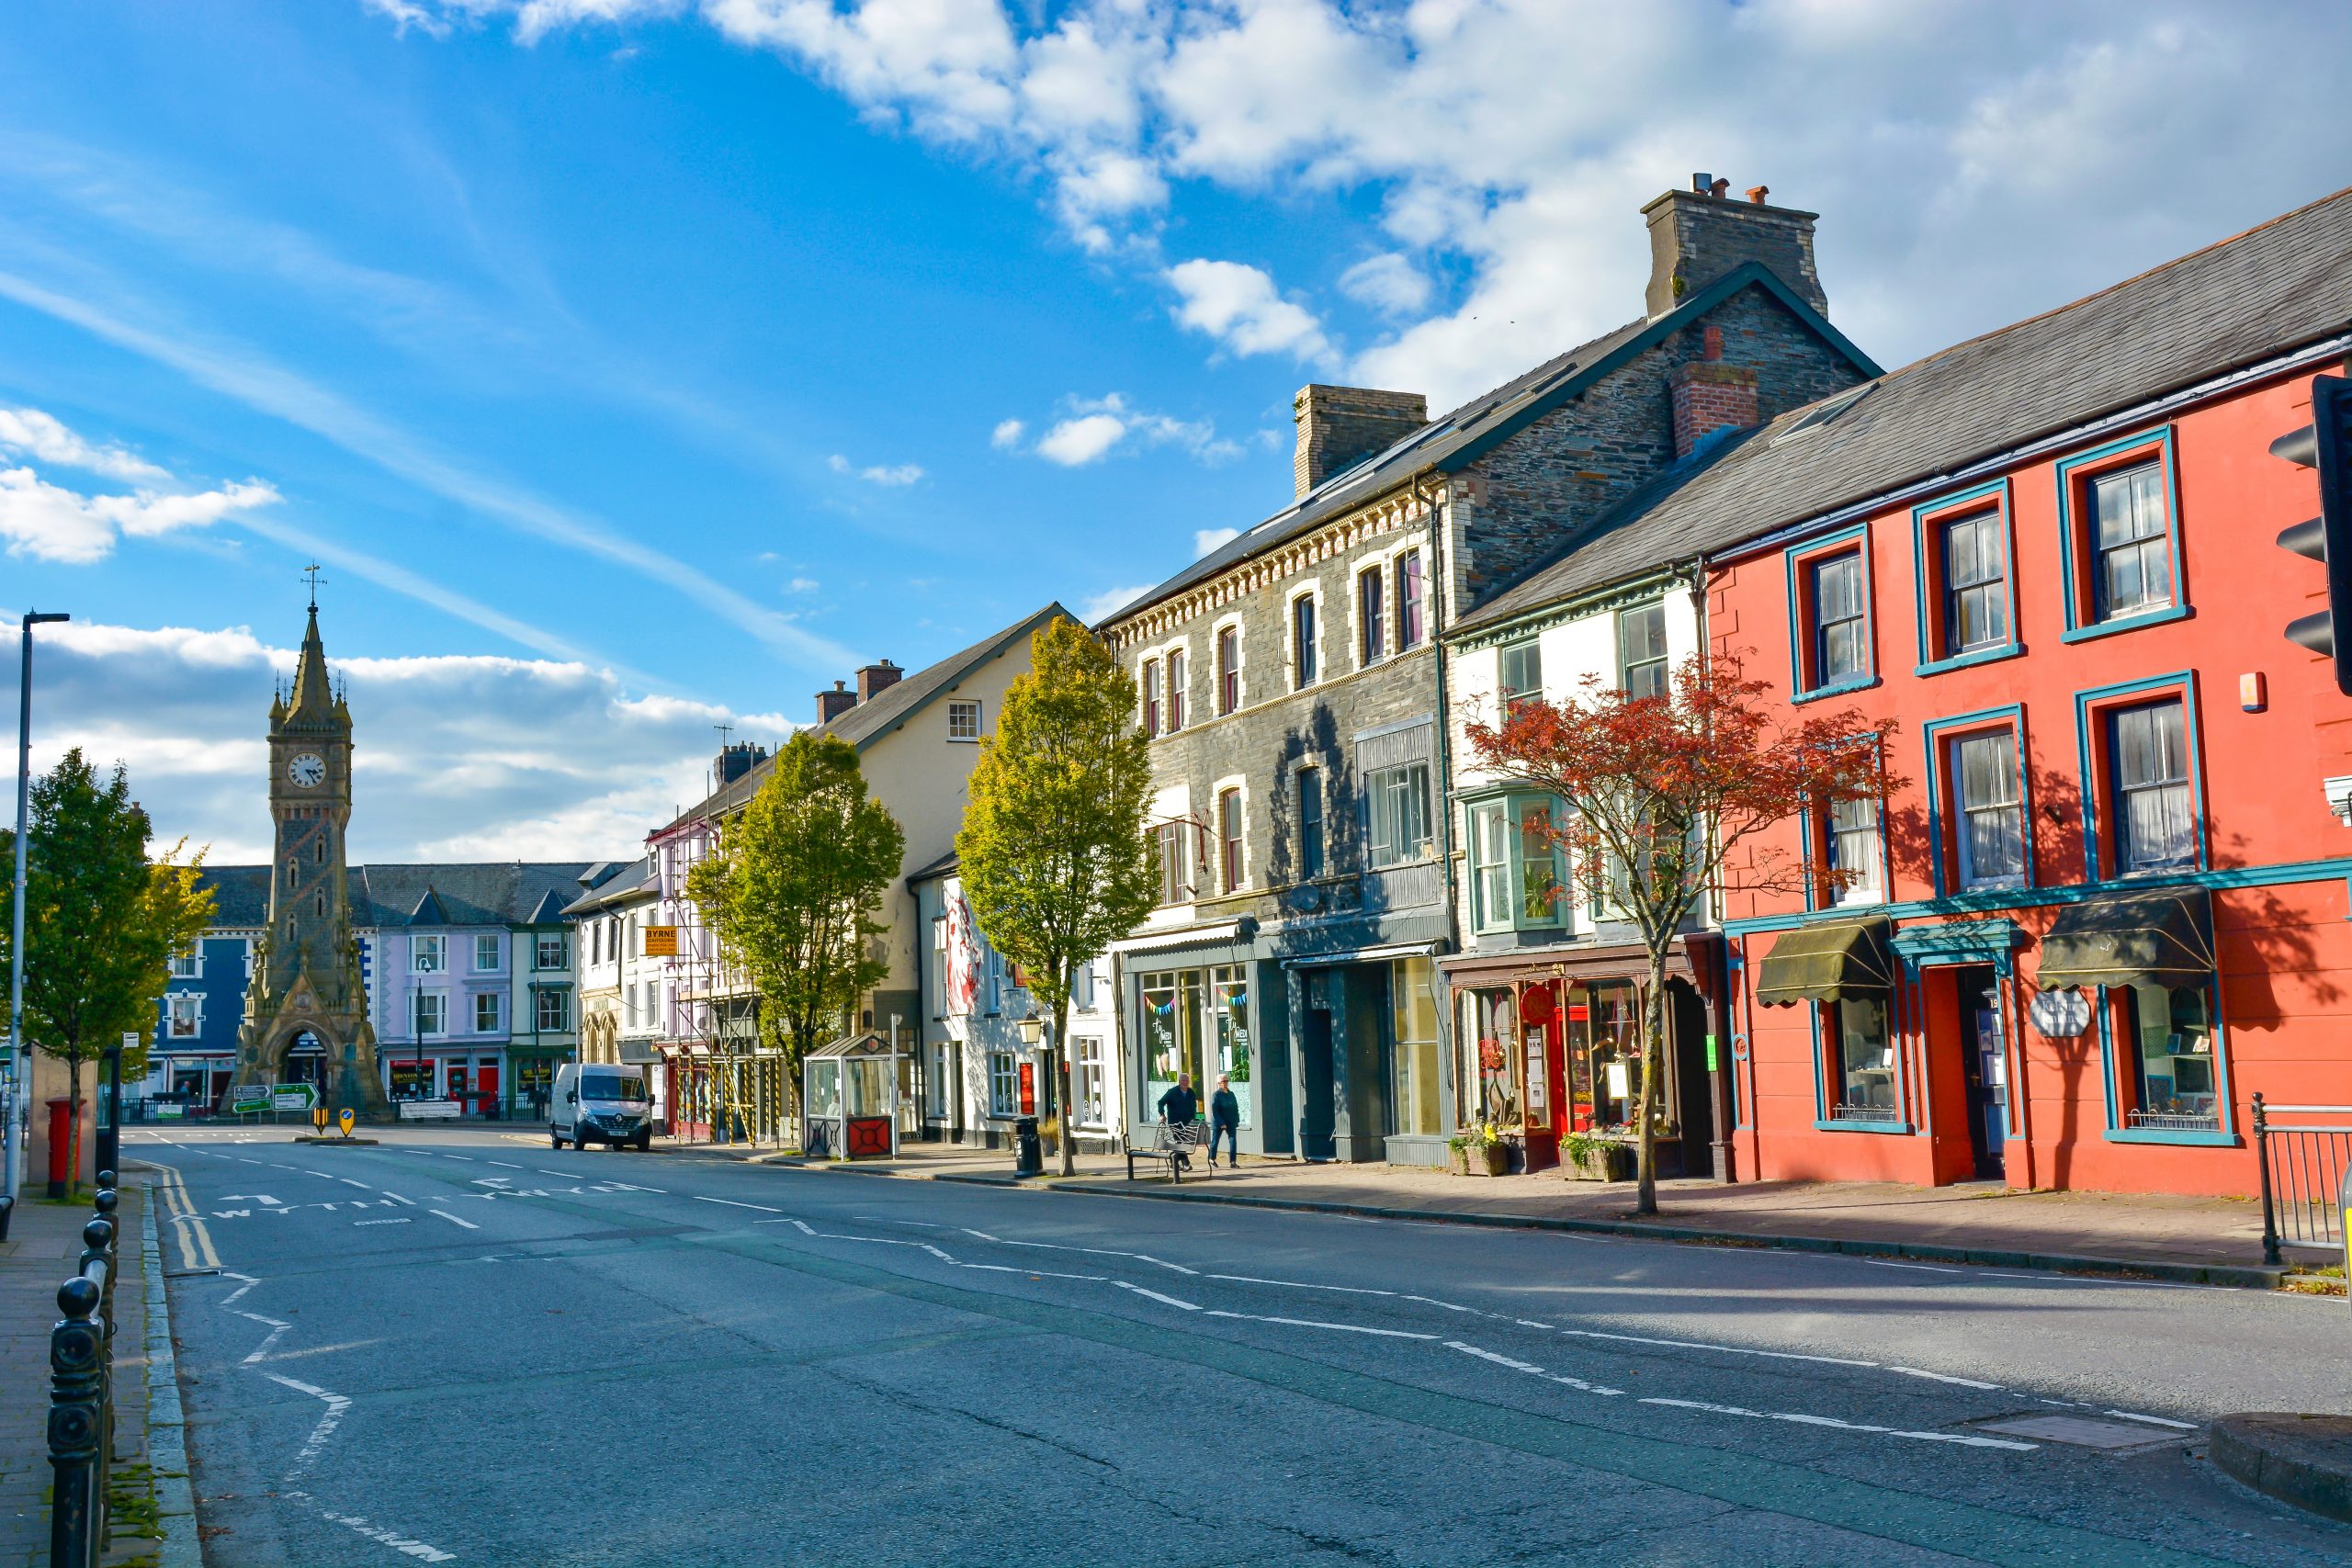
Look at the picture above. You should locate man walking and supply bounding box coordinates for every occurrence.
[1157,1073,1200,1170]
[1208,1074,1240,1169]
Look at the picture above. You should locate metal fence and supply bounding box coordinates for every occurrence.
[46,1169,119,1568]
[2253,1095,2352,1267]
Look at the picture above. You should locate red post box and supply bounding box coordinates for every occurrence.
[46,1097,72,1199]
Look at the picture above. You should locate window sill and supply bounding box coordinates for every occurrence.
[2102,1128,2239,1146]
[1813,1118,1916,1135]
[1792,675,1881,706]
[1915,644,2023,678]
[2060,604,2190,644]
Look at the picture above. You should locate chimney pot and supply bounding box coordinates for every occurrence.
[1292,384,1428,499]
[815,680,859,725]
[1747,184,1770,205]
[1708,178,1730,199]
[855,660,904,703]
[1702,325,1723,362]
[1641,182,1826,320]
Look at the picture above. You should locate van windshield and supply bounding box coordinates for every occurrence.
[582,1073,647,1102]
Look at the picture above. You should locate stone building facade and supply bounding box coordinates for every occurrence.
[1097,177,1877,1166]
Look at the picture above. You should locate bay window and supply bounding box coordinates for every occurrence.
[1365,761,1430,868]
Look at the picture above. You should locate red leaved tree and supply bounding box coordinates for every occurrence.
[1464,654,1901,1213]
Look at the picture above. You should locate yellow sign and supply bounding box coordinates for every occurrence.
[338,1109,356,1138]
[312,1105,330,1132]
[643,925,679,956]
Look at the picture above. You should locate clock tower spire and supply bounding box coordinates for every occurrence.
[233,588,390,1117]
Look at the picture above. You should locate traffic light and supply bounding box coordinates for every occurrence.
[2276,374,2352,694]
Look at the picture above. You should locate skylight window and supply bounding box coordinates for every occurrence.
[1773,381,1878,444]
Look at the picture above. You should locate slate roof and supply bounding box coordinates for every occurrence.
[196,865,270,928]
[1091,264,1878,629]
[350,863,597,928]
[657,603,1072,833]
[1462,185,2352,630]
[560,854,659,918]
[907,848,960,884]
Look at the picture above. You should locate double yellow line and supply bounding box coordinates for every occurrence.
[149,1159,220,1271]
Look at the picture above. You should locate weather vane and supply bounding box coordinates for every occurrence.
[302,562,328,612]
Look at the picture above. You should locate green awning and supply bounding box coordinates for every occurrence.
[2035,889,2214,992]
[1755,917,1894,1006]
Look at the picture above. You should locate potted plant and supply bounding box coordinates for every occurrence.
[1448,1122,1510,1177]
[1562,1127,1636,1182]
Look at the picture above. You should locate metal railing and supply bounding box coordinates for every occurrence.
[47,1169,119,1568]
[2253,1096,2352,1267]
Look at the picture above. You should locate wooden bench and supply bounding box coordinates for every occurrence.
[1126,1117,1202,1182]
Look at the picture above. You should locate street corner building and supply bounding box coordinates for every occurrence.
[141,603,595,1123]
[1473,183,2352,1199]
[1095,176,1877,1168]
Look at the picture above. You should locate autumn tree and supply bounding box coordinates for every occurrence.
[956,615,1156,1176]
[684,732,904,1122]
[1464,656,1897,1214]
[0,750,214,1190]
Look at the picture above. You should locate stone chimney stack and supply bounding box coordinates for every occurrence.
[855,660,903,703]
[1293,385,1428,499]
[1668,324,1759,458]
[714,740,769,786]
[815,680,857,724]
[1643,175,1826,321]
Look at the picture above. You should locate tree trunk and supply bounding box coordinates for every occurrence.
[1634,953,1669,1216]
[1055,989,1076,1179]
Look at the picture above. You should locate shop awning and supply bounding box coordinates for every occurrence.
[2035,889,2214,992]
[1754,917,1894,1006]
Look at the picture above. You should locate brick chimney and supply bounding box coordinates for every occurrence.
[1643,175,1826,321]
[1293,385,1428,498]
[1669,324,1759,458]
[855,660,903,703]
[815,680,857,724]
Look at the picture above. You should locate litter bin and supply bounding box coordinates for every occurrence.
[1012,1115,1043,1178]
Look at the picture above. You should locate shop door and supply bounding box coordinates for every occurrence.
[447,1063,470,1111]
[1299,1008,1336,1161]
[1958,967,2007,1179]
[476,1062,500,1118]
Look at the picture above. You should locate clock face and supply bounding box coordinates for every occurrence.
[287,752,326,789]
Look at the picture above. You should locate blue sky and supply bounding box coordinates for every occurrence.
[3,0,2348,863]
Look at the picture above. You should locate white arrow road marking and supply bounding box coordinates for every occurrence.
[222,1193,283,1208]
[426,1210,479,1230]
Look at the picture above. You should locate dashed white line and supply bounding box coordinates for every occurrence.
[338,1179,371,1190]
[1114,1283,1201,1312]
[1637,1395,2037,1451]
[1556,1326,1877,1369]
[487,1161,524,1168]
[1204,1310,1438,1340]
[1890,1366,2003,1390]
[379,1191,415,1206]
[693,1195,784,1213]
[356,1219,412,1227]
[426,1210,479,1230]
[2105,1409,2199,1429]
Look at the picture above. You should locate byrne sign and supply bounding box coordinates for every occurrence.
[642,925,679,957]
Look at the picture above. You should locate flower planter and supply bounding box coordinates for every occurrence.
[1461,1142,1510,1178]
[1563,1140,1636,1182]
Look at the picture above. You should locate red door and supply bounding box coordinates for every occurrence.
[476,1063,501,1118]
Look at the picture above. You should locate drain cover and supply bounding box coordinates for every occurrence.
[1976,1415,2189,1450]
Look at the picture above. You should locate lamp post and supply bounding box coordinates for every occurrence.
[6,610,70,1231]
[1016,1011,1047,1165]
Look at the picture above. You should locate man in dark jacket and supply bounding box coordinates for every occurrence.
[1208,1075,1240,1168]
[1157,1074,1200,1169]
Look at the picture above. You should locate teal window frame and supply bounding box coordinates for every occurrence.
[1911,479,2022,675]
[1464,790,1569,934]
[1796,733,1887,912]
[1922,706,2035,898]
[2072,671,2208,883]
[1783,523,1880,704]
[1498,636,1543,716]
[1807,991,1914,1134]
[2054,425,2189,643]
[2091,976,2238,1145]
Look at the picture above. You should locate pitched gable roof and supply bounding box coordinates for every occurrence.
[351,863,600,929]
[658,602,1071,833]
[1462,185,2352,629]
[195,865,271,928]
[561,854,659,918]
[1094,264,1878,628]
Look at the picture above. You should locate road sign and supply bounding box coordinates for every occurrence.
[272,1083,319,1111]
[338,1109,356,1137]
[312,1104,330,1132]
[643,925,679,956]
[121,1032,141,1053]
[229,1085,273,1115]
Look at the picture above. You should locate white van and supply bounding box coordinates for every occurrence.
[551,1063,653,1151]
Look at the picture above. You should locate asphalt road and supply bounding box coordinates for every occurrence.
[130,1124,2352,1567]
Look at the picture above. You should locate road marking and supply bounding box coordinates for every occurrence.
[1638,1395,2039,1450]
[537,1169,578,1179]
[1204,1310,1438,1340]
[1447,1339,1626,1395]
[338,1179,371,1190]
[316,1509,456,1563]
[694,1195,784,1213]
[442,1155,472,1162]
[486,1160,524,1168]
[2104,1409,2199,1429]
[220,1272,262,1306]
[236,1311,292,1365]
[1114,1283,1201,1312]
[356,1219,412,1227]
[1556,1326,1877,1369]
[1209,1273,1397,1298]
[150,1160,220,1270]
[959,1229,1202,1275]
[1859,1258,1966,1275]
[379,1191,415,1205]
[263,1373,353,1479]
[1889,1366,2003,1389]
[426,1210,479,1230]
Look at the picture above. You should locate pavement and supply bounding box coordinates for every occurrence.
[0,1179,177,1568]
[124,1122,2352,1565]
[661,1136,2298,1288]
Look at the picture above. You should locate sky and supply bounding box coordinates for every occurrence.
[2,0,2348,866]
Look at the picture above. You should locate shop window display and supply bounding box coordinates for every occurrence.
[1210,965,1251,1124]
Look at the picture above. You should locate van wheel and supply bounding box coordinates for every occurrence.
[634,1131,651,1152]
[550,1130,563,1148]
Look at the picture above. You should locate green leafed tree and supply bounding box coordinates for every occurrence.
[956,615,1157,1176]
[684,731,904,1122]
[1,750,215,1189]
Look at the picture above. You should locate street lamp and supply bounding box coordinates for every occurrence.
[5,610,70,1235]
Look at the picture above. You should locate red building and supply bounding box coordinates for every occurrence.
[1677,190,2352,1197]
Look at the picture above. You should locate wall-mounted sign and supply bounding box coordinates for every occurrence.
[2028,989,2090,1039]
[642,925,679,956]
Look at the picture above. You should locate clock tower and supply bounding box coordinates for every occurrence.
[232,596,390,1117]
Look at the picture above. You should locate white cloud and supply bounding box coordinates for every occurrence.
[785,576,820,592]
[1338,253,1433,318]
[829,451,925,485]
[1035,412,1127,467]
[1078,582,1150,623]
[1164,258,1332,363]
[0,407,171,481]
[0,464,278,564]
[989,417,1025,450]
[1193,525,1239,557]
[7,618,795,863]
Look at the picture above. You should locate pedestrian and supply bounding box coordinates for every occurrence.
[1157,1073,1200,1170]
[1208,1074,1239,1169]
